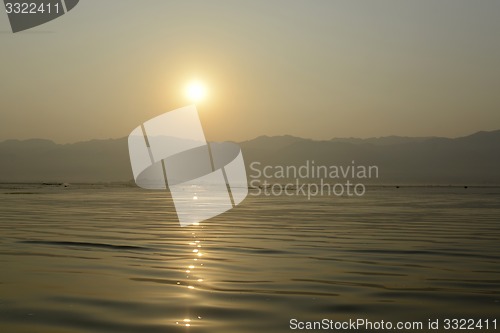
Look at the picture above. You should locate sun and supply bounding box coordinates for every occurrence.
[185,80,207,103]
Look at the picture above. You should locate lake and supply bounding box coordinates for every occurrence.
[0,185,499,332]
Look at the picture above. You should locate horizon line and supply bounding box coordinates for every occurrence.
[1,128,499,146]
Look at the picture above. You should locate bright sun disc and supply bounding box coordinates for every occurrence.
[186,81,207,103]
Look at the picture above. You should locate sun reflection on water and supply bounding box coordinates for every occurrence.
[175,226,205,328]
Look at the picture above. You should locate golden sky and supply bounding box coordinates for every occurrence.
[1,0,500,143]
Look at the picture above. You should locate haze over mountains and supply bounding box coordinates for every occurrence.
[1,130,499,185]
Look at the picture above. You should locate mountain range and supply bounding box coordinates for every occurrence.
[1,130,499,185]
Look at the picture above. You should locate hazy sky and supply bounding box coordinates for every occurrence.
[1,0,500,143]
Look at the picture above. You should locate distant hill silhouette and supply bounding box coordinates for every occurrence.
[0,138,130,183]
[1,130,499,184]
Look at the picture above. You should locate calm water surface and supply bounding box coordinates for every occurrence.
[0,185,499,332]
